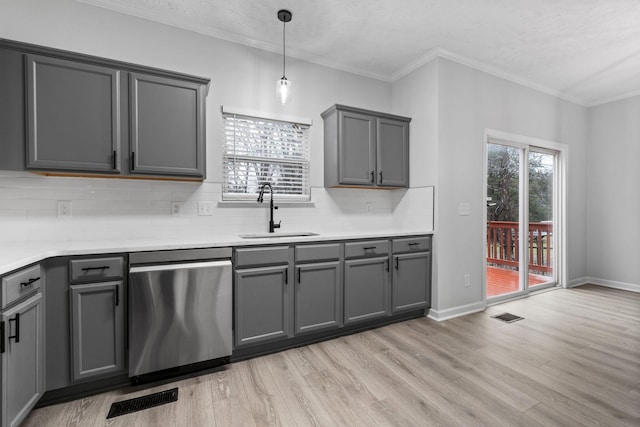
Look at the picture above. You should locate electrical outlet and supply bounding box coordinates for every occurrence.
[57,200,72,217]
[171,201,182,217]
[365,202,373,214]
[458,202,470,216]
[197,201,214,216]
[464,273,471,287]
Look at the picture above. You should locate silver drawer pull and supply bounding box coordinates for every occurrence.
[81,265,110,272]
[363,246,377,251]
[408,242,420,247]
[20,277,40,288]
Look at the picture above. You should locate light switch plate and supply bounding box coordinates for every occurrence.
[458,202,470,216]
[197,201,214,216]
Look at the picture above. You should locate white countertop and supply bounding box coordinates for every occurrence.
[0,230,433,275]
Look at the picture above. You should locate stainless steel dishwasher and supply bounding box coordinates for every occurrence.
[128,248,232,382]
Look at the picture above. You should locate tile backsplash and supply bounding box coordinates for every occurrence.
[0,171,433,243]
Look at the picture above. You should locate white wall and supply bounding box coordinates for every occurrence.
[394,57,589,317]
[586,96,640,291]
[0,0,434,243]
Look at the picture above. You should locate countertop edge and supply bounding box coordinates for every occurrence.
[1,230,434,275]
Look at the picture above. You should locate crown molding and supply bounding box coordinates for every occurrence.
[77,0,638,107]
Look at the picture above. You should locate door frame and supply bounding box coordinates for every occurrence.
[482,129,568,305]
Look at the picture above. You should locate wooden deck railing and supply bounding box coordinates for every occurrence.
[487,221,553,273]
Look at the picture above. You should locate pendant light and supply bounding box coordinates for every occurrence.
[276,9,292,104]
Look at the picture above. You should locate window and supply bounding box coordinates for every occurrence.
[222,110,311,201]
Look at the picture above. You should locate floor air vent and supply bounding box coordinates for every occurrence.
[491,312,524,323]
[107,388,178,419]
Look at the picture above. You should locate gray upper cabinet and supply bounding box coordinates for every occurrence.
[322,104,410,188]
[377,117,409,187]
[337,110,376,185]
[0,39,209,179]
[26,54,121,173]
[129,73,205,177]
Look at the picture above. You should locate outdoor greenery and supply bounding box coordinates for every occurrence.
[487,144,553,222]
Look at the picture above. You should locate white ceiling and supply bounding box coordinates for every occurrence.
[80,0,640,106]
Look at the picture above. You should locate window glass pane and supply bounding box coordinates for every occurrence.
[222,113,310,200]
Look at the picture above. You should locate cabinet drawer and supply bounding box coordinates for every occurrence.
[2,264,41,309]
[392,236,431,254]
[344,240,389,259]
[69,257,124,282]
[235,246,290,268]
[295,243,341,263]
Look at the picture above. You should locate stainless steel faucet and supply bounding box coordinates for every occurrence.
[257,183,281,233]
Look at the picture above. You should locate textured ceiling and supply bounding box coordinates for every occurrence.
[79,0,640,106]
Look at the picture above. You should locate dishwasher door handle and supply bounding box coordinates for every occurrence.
[129,260,231,273]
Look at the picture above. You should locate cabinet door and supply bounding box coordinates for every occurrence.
[377,117,409,187]
[1,293,44,427]
[344,257,390,324]
[129,73,205,177]
[338,110,376,185]
[234,265,292,348]
[392,253,431,312]
[25,54,120,172]
[295,261,343,334]
[69,281,125,382]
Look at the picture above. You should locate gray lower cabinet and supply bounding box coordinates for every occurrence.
[1,292,44,427]
[295,261,343,334]
[391,236,432,313]
[25,54,121,173]
[344,256,390,324]
[234,265,292,348]
[69,281,125,382]
[129,73,205,177]
[392,252,431,312]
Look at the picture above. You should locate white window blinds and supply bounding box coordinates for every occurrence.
[222,111,310,201]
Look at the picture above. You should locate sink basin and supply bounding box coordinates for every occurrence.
[239,232,319,239]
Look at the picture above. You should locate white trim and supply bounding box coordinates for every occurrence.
[221,105,312,126]
[427,301,486,322]
[586,88,640,107]
[392,48,587,106]
[578,277,640,293]
[75,1,638,106]
[567,277,590,288]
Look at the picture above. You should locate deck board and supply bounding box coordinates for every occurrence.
[487,266,551,297]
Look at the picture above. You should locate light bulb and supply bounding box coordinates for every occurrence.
[276,77,291,104]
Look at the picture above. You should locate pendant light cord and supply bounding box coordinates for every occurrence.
[282,20,286,78]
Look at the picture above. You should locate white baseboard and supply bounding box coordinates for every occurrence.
[427,301,486,321]
[567,277,590,288]
[576,277,640,293]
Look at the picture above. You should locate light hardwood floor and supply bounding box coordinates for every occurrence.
[24,284,640,426]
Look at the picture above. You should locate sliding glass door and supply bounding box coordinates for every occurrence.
[486,141,558,301]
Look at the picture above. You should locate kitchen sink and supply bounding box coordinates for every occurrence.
[239,232,319,239]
